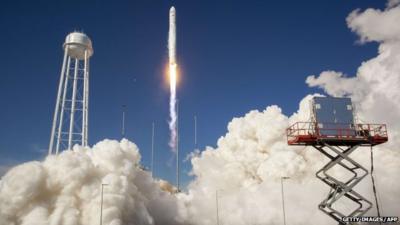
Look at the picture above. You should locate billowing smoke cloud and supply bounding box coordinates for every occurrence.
[307,1,400,150]
[180,98,399,225]
[178,2,400,225]
[0,139,181,225]
[1,2,400,225]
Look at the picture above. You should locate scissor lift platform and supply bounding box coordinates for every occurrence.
[287,97,388,225]
[287,122,388,146]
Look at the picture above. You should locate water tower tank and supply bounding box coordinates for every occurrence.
[64,32,93,59]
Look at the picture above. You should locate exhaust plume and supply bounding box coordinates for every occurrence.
[168,6,178,152]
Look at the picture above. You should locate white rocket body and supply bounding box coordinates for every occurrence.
[169,7,176,65]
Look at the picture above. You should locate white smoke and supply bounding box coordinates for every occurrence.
[0,139,181,225]
[307,2,400,151]
[1,2,400,225]
[168,66,177,152]
[180,99,399,225]
[178,2,400,225]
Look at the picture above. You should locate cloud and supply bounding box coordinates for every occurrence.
[0,165,11,178]
[179,1,400,224]
[306,71,358,97]
[347,4,400,43]
[179,94,399,224]
[0,159,20,178]
[300,1,400,219]
[0,139,181,225]
[306,2,400,150]
[387,0,400,8]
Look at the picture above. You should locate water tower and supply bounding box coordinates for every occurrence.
[48,32,93,155]
[287,97,388,224]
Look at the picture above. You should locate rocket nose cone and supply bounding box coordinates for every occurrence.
[170,6,176,13]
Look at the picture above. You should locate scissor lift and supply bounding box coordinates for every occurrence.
[287,97,388,224]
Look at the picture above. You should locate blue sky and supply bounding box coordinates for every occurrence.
[0,0,384,185]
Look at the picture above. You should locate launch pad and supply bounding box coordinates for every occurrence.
[287,97,388,224]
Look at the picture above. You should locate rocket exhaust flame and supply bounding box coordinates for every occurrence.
[168,6,177,152]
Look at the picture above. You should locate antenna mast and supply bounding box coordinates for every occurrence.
[122,105,126,138]
[151,122,155,176]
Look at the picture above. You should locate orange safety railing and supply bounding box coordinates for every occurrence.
[286,122,388,144]
[286,122,316,137]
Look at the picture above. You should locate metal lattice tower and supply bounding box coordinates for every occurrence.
[48,32,93,155]
[287,97,388,225]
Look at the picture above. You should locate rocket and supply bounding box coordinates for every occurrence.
[168,6,176,65]
[167,6,179,185]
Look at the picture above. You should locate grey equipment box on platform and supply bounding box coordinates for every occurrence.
[312,97,356,136]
